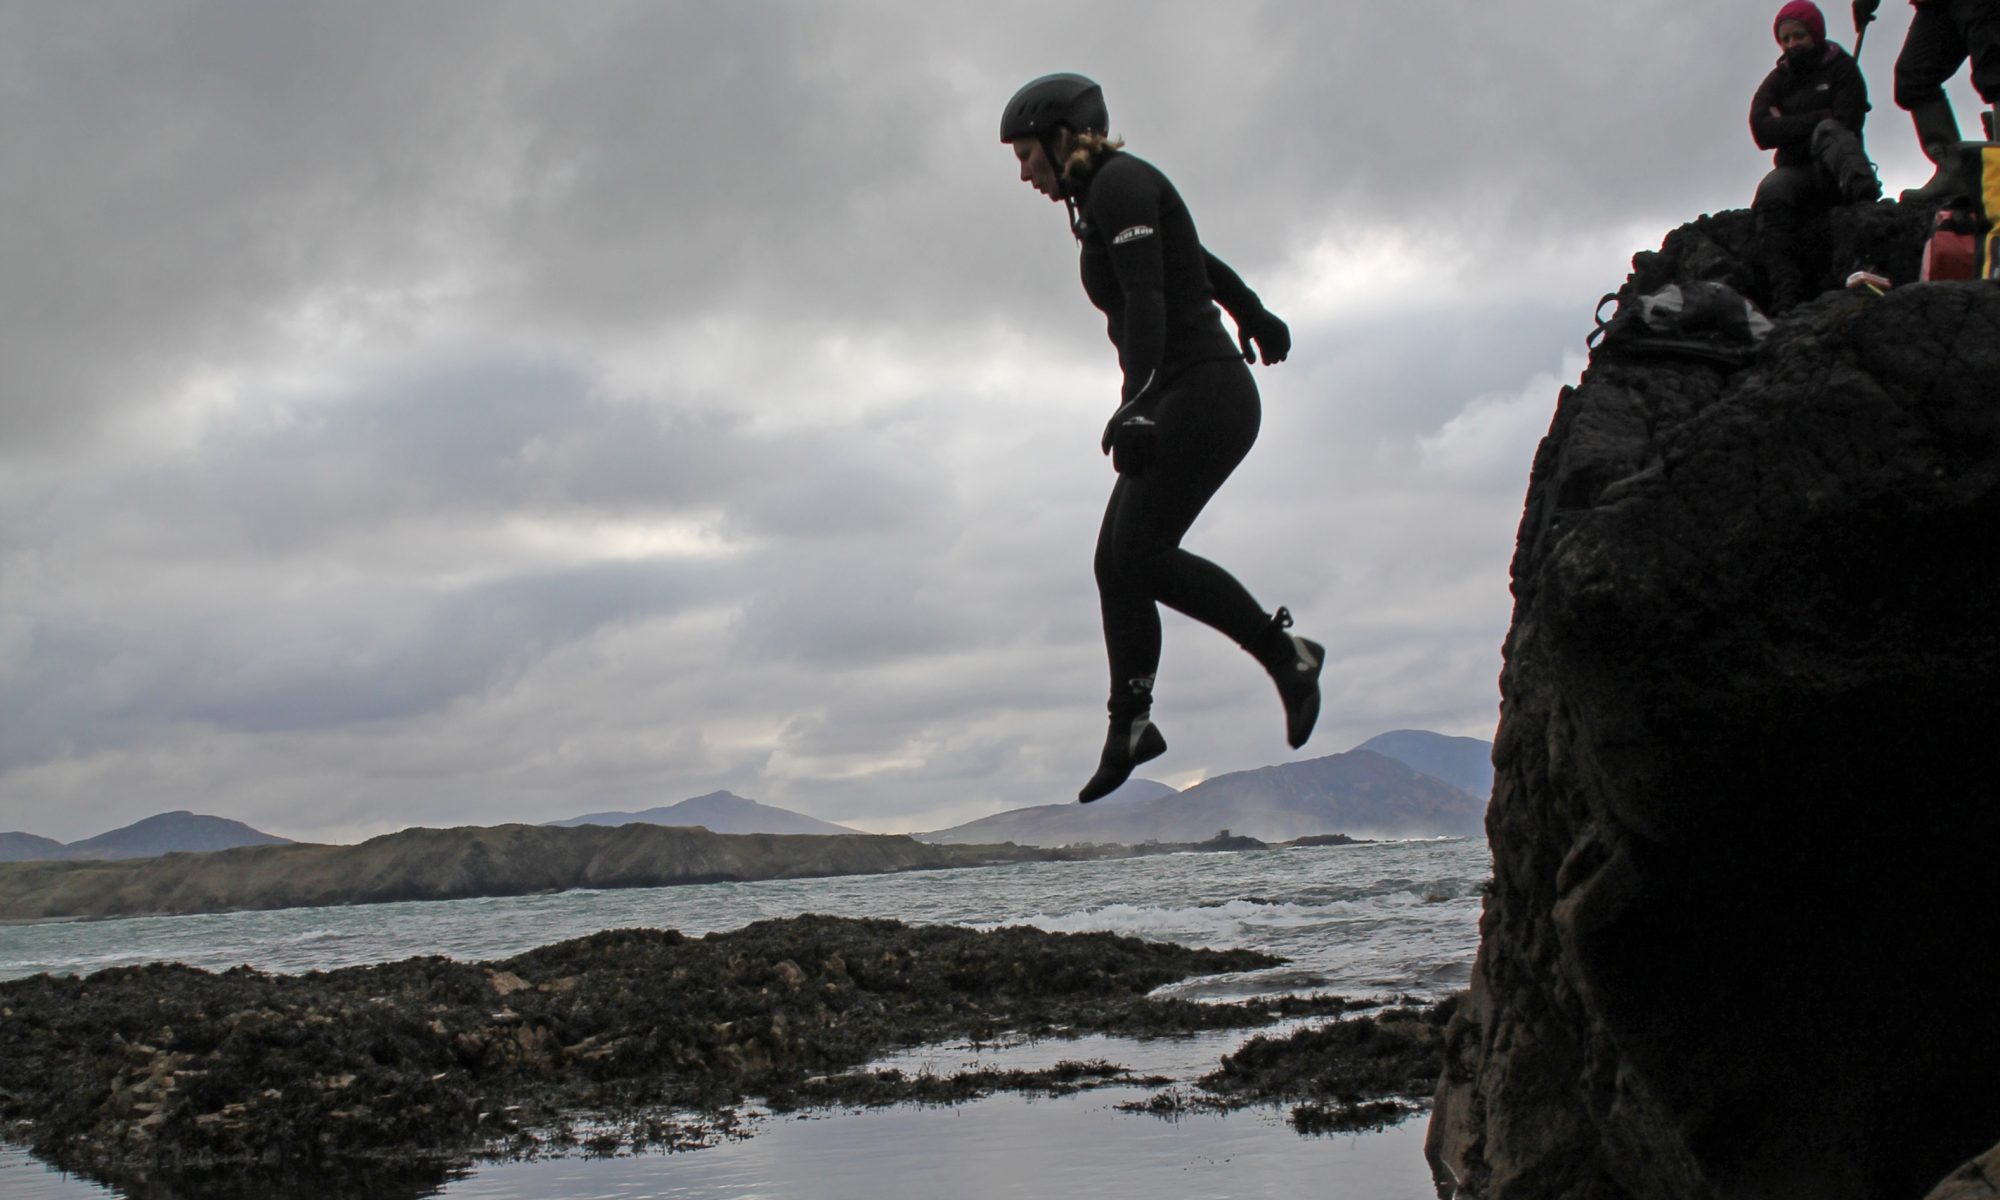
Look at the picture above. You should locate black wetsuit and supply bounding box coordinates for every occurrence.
[1067,151,1272,715]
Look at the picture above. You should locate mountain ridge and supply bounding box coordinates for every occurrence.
[920,736,1490,847]
[546,790,859,836]
[1356,729,1493,798]
[0,812,292,863]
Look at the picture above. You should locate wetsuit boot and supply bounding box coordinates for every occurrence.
[1900,96,1969,203]
[1249,607,1324,750]
[1078,676,1167,803]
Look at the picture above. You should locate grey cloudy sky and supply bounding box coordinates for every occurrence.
[2,1,1977,842]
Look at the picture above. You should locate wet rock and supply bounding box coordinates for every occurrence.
[766,1059,1154,1110]
[0,914,1281,1195]
[1120,998,1455,1134]
[1429,206,2000,1200]
[1929,1143,2000,1200]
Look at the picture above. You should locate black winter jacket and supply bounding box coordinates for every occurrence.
[1750,43,1869,169]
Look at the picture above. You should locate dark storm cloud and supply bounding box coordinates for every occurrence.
[0,346,952,758]
[8,0,1943,841]
[0,1,546,452]
[0,0,1814,451]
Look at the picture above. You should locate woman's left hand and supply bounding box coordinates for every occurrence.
[1102,400,1160,476]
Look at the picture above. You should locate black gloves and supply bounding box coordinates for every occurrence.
[1853,0,1878,25]
[1234,308,1291,365]
[1102,402,1159,476]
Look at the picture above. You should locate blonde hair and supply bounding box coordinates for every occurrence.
[1054,128,1125,182]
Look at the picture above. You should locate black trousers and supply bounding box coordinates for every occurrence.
[1754,120,1870,307]
[1896,0,2000,108]
[1754,163,1842,222]
[1093,357,1267,715]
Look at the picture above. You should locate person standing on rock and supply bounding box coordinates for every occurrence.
[1751,0,1884,313]
[1854,0,1999,200]
[997,72,1324,803]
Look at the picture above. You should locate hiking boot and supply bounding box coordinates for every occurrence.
[1078,712,1167,803]
[1252,607,1324,750]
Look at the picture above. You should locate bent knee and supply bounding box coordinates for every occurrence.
[1810,118,1855,151]
[1974,52,2000,105]
[1754,168,1810,210]
[1894,80,1947,111]
[1894,63,1952,111]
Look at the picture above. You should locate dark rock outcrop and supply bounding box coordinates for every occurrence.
[1429,203,2000,1200]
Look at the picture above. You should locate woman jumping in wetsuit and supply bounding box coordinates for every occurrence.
[1000,72,1325,803]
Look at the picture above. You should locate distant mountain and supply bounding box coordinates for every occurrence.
[0,812,295,862]
[548,790,860,837]
[1356,729,1495,798]
[918,748,1484,847]
[0,832,66,863]
[921,778,1180,846]
[1067,778,1178,807]
[57,812,294,861]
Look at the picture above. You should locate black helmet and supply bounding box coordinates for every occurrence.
[999,73,1108,142]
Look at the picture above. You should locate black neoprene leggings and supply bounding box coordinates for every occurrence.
[1093,356,1268,715]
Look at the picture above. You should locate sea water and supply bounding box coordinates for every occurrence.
[0,837,1488,1199]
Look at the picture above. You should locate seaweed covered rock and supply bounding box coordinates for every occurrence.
[1428,209,2000,1200]
[0,915,1280,1196]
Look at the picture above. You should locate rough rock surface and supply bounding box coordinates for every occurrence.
[1929,1144,2000,1200]
[1428,203,2000,1200]
[0,915,1293,1196]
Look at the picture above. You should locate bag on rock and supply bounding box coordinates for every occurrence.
[1918,144,2000,281]
[1586,282,1774,367]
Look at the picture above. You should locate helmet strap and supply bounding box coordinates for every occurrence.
[1039,129,1086,241]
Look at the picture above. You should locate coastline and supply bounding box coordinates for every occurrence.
[0,826,1361,923]
[0,913,1446,1197]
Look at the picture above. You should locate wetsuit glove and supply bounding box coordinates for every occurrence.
[1235,308,1291,365]
[1102,402,1160,477]
[1852,0,1878,26]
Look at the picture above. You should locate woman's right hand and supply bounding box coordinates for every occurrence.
[1236,309,1291,365]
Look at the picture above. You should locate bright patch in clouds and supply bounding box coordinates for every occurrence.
[1419,352,1586,486]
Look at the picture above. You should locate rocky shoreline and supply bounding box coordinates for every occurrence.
[0,914,1446,1198]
